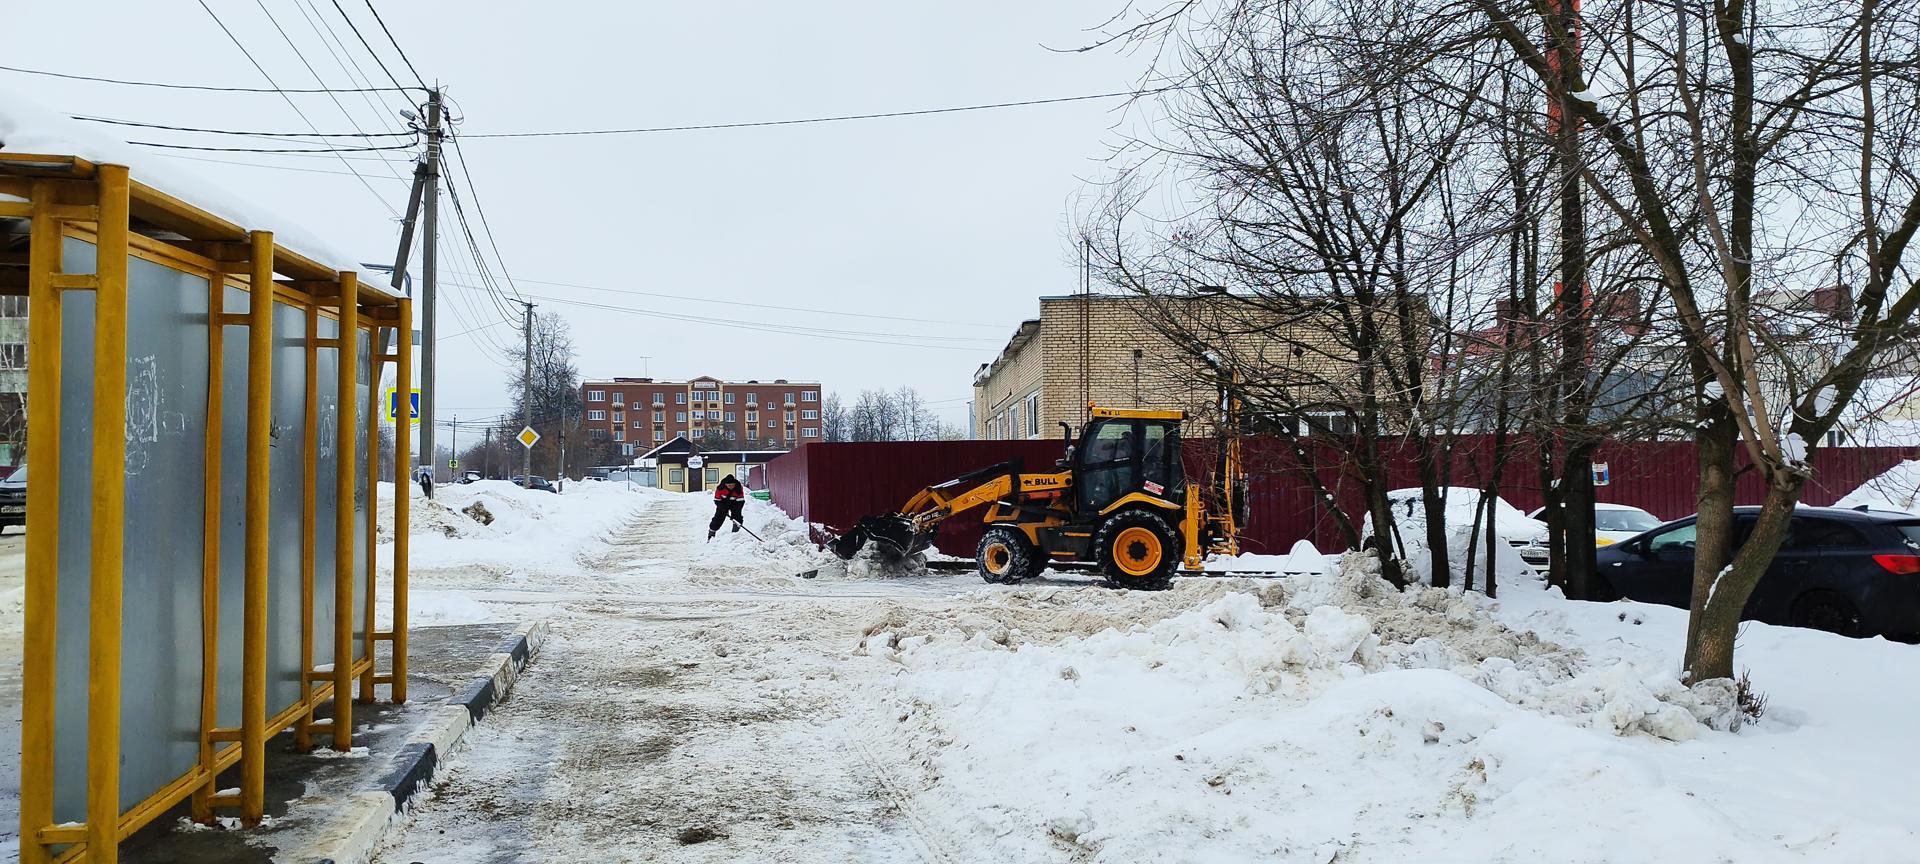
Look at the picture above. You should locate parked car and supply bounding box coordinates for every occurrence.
[461,470,482,484]
[1527,502,1665,545]
[1372,487,1551,567]
[0,465,23,531]
[508,475,557,493]
[1595,505,1920,640]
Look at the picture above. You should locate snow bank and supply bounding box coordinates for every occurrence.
[379,479,653,572]
[858,555,1919,861]
[0,83,376,277]
[1834,458,1920,515]
[685,495,833,575]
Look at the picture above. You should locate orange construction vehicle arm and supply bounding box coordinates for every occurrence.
[901,474,1014,532]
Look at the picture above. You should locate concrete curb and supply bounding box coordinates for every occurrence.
[300,620,548,864]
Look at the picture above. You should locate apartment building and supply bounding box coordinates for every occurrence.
[577,375,824,456]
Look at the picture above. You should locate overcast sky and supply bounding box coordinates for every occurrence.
[9,2,1153,431]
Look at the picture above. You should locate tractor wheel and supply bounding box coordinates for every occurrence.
[1095,510,1178,591]
[977,526,1038,585]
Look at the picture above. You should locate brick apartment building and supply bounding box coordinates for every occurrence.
[972,294,1354,440]
[578,375,825,456]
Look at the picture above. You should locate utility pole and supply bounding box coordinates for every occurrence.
[520,300,535,489]
[449,415,458,478]
[420,87,444,480]
[483,426,491,479]
[385,103,429,478]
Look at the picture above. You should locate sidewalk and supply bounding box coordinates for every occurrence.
[103,620,545,864]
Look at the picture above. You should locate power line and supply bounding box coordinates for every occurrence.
[194,0,400,217]
[435,269,1004,329]
[519,292,997,351]
[127,139,418,154]
[362,0,428,89]
[459,86,1185,139]
[328,0,412,93]
[251,0,411,182]
[72,115,416,139]
[0,62,420,93]
[444,136,525,305]
[151,151,412,179]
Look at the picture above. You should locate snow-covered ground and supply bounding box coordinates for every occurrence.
[373,485,1920,863]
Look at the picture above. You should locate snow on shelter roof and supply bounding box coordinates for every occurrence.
[0,83,395,291]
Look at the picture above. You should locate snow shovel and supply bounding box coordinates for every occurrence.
[730,516,764,542]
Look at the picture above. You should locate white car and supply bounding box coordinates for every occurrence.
[1374,487,1550,566]
[1526,502,1664,546]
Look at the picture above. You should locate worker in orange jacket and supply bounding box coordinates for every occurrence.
[708,474,746,540]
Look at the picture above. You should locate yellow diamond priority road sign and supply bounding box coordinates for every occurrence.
[516,426,541,449]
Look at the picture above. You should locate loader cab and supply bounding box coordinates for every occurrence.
[1074,410,1185,516]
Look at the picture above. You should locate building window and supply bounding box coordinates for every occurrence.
[1026,393,1040,437]
[587,409,607,421]
[589,429,607,440]
[676,411,687,422]
[652,392,665,405]
[611,412,624,424]
[621,443,635,456]
[653,411,665,422]
[611,392,624,406]
[802,409,819,420]
[785,392,796,404]
[785,429,796,440]
[692,428,705,439]
[726,412,737,422]
[654,430,666,442]
[0,296,26,317]
[669,468,685,485]
[705,468,720,483]
[613,429,625,442]
[725,393,736,404]
[747,412,758,424]
[0,344,24,370]
[803,427,819,438]
[676,393,687,404]
[747,392,758,403]
[803,391,818,402]
[588,390,605,402]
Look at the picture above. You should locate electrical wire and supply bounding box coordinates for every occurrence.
[292,0,421,146]
[363,0,429,89]
[71,115,416,139]
[251,0,411,182]
[458,85,1187,139]
[328,0,412,93]
[0,62,420,93]
[194,0,400,217]
[518,292,996,351]
[151,151,412,179]
[443,124,526,304]
[434,269,1003,329]
[126,139,419,154]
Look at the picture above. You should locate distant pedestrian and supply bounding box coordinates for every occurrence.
[708,474,746,540]
[415,466,434,501]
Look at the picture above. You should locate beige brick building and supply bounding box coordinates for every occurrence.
[971,294,1355,440]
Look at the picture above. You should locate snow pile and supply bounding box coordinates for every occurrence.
[383,479,654,572]
[685,495,831,575]
[1834,459,1920,515]
[856,555,1915,861]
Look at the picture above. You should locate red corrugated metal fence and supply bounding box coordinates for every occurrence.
[768,437,1917,558]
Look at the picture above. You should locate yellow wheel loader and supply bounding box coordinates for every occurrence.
[829,407,1244,590]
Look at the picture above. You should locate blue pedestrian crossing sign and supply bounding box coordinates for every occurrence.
[384,388,421,424]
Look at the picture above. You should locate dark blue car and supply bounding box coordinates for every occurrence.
[1595,505,1920,640]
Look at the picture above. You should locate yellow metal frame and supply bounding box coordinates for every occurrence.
[7,155,413,863]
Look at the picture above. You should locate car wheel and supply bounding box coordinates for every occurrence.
[1790,590,1863,637]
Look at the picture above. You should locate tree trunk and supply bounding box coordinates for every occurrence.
[1685,379,1738,678]
[1414,438,1451,588]
[1691,478,1805,682]
[1561,443,1597,600]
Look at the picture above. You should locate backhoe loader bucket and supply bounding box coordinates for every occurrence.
[829,514,934,560]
